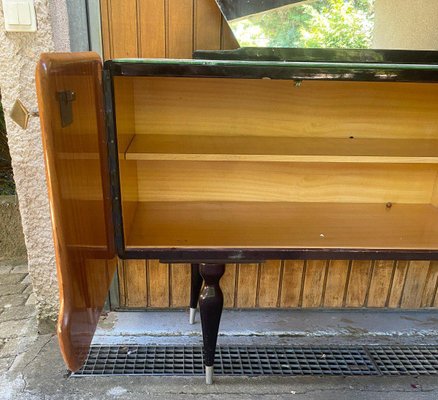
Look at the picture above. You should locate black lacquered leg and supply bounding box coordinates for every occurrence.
[189,263,203,324]
[199,263,225,384]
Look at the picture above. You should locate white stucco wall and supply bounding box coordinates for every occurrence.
[0,0,70,331]
[374,0,438,50]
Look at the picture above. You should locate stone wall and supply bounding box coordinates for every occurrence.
[374,0,438,50]
[0,0,70,331]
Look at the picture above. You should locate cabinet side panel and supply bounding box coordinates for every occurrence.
[36,52,115,371]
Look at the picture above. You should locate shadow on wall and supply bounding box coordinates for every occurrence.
[0,92,15,195]
[0,92,26,260]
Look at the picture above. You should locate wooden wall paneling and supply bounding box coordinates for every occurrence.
[108,0,139,58]
[235,263,259,308]
[220,16,239,50]
[170,263,191,307]
[421,261,438,307]
[167,0,194,58]
[222,264,237,308]
[147,259,170,307]
[323,260,350,307]
[280,260,305,307]
[302,260,327,308]
[138,0,166,57]
[123,260,148,307]
[100,0,112,60]
[367,260,395,307]
[194,0,222,51]
[387,261,409,308]
[400,261,430,308]
[258,260,282,307]
[345,260,373,307]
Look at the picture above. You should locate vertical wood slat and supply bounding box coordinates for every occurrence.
[400,261,431,308]
[123,260,147,307]
[100,0,112,60]
[194,0,222,51]
[421,261,438,307]
[235,264,259,308]
[138,0,166,57]
[345,260,373,307]
[147,259,169,307]
[323,260,350,307]
[222,264,236,308]
[367,260,394,308]
[108,0,139,58]
[302,260,327,308]
[170,263,191,307]
[387,261,409,308]
[167,0,194,58]
[258,260,282,307]
[280,260,304,307]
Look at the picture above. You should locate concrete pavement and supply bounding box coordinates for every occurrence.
[1,257,438,399]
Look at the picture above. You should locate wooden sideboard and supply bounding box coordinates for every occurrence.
[37,49,438,383]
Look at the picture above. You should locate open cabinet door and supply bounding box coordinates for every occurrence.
[36,52,115,371]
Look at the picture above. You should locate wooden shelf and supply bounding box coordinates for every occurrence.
[124,135,438,164]
[56,134,133,160]
[125,201,438,250]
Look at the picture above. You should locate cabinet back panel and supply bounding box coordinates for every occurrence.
[118,77,438,139]
[133,161,438,204]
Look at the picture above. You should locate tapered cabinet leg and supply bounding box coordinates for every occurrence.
[189,263,203,324]
[199,263,225,384]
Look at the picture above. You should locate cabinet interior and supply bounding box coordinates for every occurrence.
[113,76,438,250]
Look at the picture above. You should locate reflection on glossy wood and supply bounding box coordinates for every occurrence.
[36,53,115,372]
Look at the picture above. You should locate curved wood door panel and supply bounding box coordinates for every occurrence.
[36,52,115,371]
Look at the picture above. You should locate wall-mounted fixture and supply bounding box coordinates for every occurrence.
[10,99,38,129]
[2,0,37,32]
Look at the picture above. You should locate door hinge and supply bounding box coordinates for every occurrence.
[56,90,76,127]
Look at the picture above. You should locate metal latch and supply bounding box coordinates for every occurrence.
[56,90,76,127]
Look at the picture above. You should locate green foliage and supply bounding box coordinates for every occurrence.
[299,0,374,48]
[231,0,375,49]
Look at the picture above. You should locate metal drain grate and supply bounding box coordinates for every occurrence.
[367,346,438,376]
[71,345,438,377]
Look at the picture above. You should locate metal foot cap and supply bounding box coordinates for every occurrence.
[205,365,213,385]
[189,308,197,324]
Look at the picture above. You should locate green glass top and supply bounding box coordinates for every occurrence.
[111,57,438,71]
